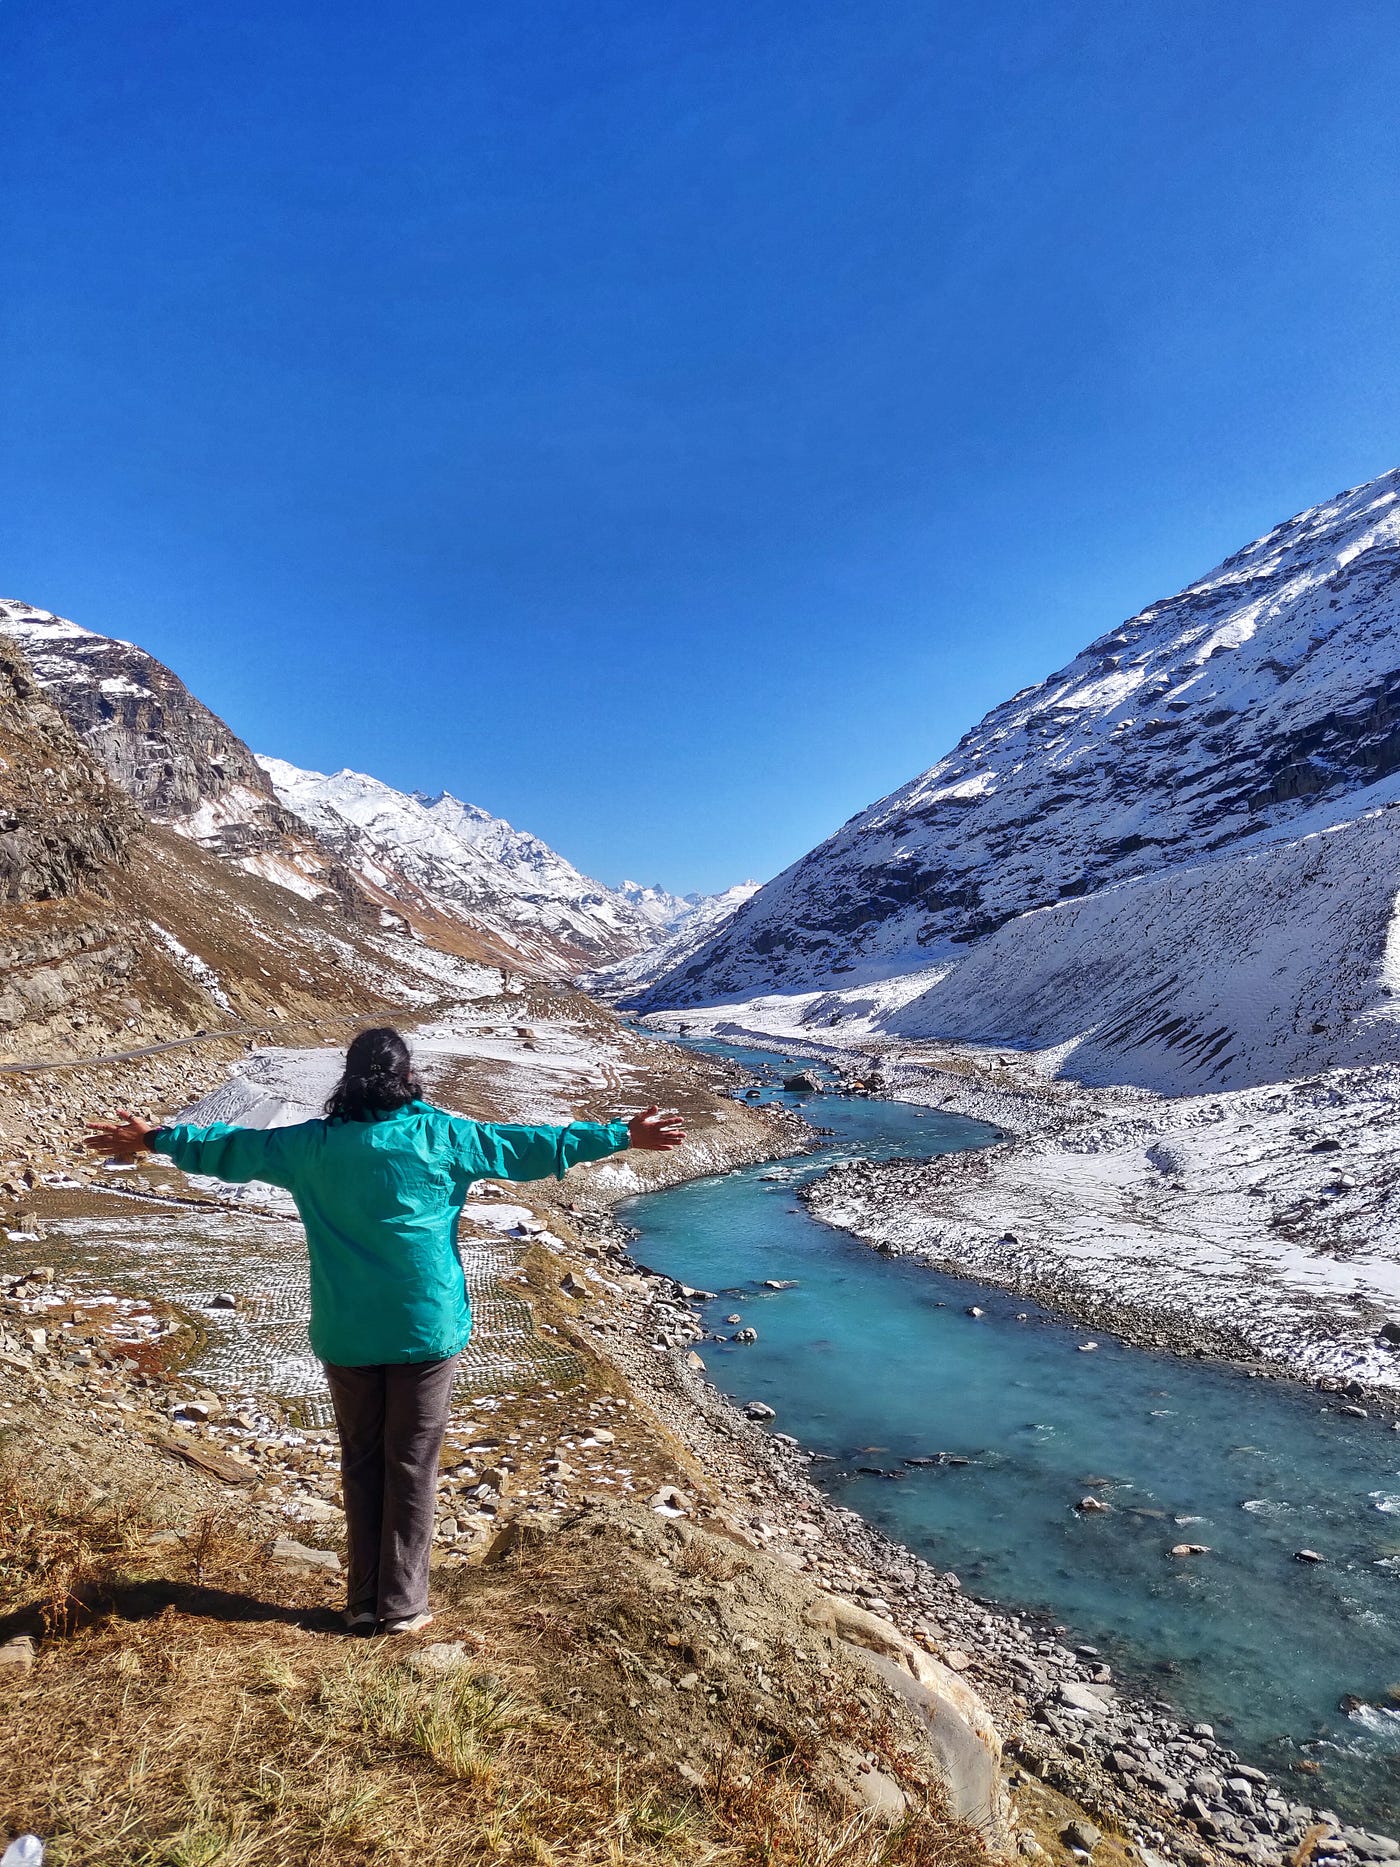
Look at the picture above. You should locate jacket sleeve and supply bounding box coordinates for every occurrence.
[149,1120,313,1190]
[459,1119,631,1183]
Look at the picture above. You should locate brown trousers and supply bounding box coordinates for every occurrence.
[322,1353,460,1622]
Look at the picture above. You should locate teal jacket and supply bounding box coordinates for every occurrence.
[150,1102,631,1368]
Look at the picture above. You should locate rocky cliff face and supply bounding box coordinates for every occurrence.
[0,604,291,851]
[0,633,140,906]
[641,470,1400,1092]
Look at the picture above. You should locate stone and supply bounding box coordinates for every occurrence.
[0,1635,36,1670]
[966,1306,985,1318]
[209,1293,237,1309]
[1379,1322,1400,1347]
[1294,1549,1325,1564]
[270,1535,341,1572]
[651,1485,694,1518]
[1062,1820,1102,1852]
[724,1314,743,1325]
[1058,1681,1112,1716]
[732,1327,758,1343]
[298,1497,344,1524]
[483,1518,552,1564]
[1169,1543,1211,1558]
[583,1428,615,1445]
[409,1641,471,1676]
[763,1279,798,1289]
[684,1350,706,1371]
[1078,1341,1099,1353]
[559,1272,590,1298]
[745,1401,776,1420]
[1075,1496,1110,1513]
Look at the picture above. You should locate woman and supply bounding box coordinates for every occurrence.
[86,1027,685,1635]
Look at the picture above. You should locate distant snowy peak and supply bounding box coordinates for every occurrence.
[614,880,702,933]
[591,881,761,998]
[258,757,658,973]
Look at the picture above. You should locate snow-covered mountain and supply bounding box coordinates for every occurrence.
[591,882,761,999]
[259,759,662,975]
[639,469,1400,1093]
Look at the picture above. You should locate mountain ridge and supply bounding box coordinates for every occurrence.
[636,467,1400,1093]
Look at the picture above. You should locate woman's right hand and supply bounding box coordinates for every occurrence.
[84,1110,159,1162]
[627,1106,687,1151]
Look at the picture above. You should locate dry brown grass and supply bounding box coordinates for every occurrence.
[0,1460,989,1867]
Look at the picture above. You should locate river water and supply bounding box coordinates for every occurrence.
[622,1039,1400,1829]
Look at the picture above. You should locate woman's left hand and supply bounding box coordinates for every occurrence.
[84,1110,158,1162]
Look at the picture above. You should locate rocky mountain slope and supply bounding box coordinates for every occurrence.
[640,469,1400,1092]
[0,624,510,1065]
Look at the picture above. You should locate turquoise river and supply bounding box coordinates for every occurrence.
[622,1038,1400,1830]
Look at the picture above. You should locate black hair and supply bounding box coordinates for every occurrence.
[324,1027,423,1124]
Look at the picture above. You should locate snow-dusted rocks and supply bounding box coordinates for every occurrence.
[640,469,1400,1093]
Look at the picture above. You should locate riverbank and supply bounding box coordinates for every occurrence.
[637,1004,1400,1405]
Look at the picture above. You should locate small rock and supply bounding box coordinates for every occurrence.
[966,1306,985,1319]
[745,1401,776,1420]
[1078,1341,1099,1353]
[1058,1681,1112,1716]
[1075,1496,1110,1513]
[270,1535,341,1572]
[724,1314,743,1325]
[651,1485,693,1518]
[409,1641,471,1675]
[209,1293,238,1310]
[1062,1820,1102,1852]
[732,1327,758,1343]
[0,1635,37,1670]
[1295,1549,1325,1564]
[1169,1543,1211,1558]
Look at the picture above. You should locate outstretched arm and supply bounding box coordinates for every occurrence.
[85,1111,306,1189]
[462,1106,686,1183]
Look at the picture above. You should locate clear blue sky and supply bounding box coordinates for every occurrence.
[6,1,1400,893]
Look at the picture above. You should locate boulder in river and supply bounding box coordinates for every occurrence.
[783,1071,822,1092]
[745,1400,776,1421]
[1169,1543,1211,1558]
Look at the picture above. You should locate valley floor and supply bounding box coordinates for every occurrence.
[3,985,1394,1863]
[640,997,1400,1401]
